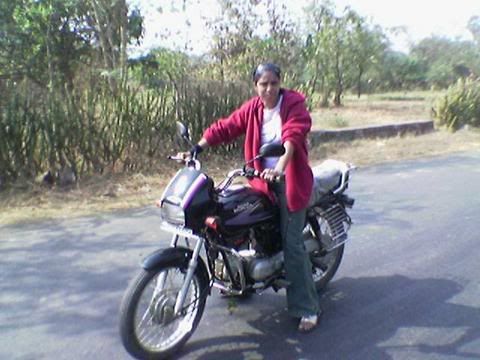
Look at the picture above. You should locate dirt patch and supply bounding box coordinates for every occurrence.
[310,127,480,167]
[311,91,437,129]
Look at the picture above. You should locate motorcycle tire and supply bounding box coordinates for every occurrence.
[311,244,344,290]
[308,212,345,290]
[119,259,209,359]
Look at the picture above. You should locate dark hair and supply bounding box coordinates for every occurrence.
[252,63,281,84]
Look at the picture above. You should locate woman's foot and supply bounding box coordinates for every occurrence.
[298,311,322,333]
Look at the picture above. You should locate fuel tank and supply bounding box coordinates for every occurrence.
[216,185,277,234]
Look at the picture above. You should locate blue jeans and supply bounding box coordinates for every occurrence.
[272,182,319,317]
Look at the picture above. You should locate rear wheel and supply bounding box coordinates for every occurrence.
[119,260,208,359]
[311,244,344,290]
[308,215,345,290]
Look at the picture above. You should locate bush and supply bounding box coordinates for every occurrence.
[177,79,251,146]
[433,78,480,130]
[0,77,250,184]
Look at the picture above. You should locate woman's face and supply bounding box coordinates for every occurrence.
[254,70,281,109]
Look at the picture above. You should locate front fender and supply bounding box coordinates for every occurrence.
[142,247,193,270]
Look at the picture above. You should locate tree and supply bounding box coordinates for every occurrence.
[349,19,387,97]
[206,0,261,82]
[204,0,302,85]
[375,51,426,90]
[468,16,480,46]
[89,0,144,90]
[0,0,93,90]
[302,1,338,107]
[262,0,303,85]
[303,1,377,106]
[411,36,480,88]
[0,0,144,92]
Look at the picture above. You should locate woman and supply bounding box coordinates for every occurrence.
[185,63,320,332]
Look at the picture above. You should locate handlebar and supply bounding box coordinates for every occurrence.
[168,154,201,170]
[216,167,283,193]
[168,152,283,193]
[168,155,185,161]
[244,167,284,183]
[243,166,259,178]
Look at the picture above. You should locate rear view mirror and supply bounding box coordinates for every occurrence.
[259,143,285,158]
[175,121,194,147]
[176,121,190,140]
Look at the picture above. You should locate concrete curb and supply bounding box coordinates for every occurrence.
[310,120,434,144]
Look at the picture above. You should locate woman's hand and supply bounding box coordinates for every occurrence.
[175,139,209,160]
[175,151,192,160]
[260,168,283,182]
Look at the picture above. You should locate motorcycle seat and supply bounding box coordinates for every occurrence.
[309,160,343,206]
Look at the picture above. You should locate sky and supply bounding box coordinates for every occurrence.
[334,0,480,51]
[129,0,480,57]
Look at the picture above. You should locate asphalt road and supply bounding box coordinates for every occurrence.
[1,151,480,360]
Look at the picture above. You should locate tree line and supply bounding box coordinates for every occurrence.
[1,0,479,186]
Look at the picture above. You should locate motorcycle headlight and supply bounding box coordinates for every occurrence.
[160,196,185,226]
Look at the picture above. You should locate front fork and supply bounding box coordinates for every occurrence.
[174,237,204,314]
[170,234,192,248]
[154,233,204,315]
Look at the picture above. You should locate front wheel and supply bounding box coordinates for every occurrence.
[119,260,208,359]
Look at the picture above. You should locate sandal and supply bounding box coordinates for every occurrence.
[298,313,320,333]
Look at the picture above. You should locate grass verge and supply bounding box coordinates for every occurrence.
[311,90,439,129]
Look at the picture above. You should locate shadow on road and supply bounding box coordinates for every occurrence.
[0,208,157,341]
[179,275,480,360]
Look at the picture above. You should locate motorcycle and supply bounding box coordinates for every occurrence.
[119,122,355,359]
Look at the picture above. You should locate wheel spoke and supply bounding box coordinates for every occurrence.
[132,266,202,352]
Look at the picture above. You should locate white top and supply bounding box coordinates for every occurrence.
[261,95,283,169]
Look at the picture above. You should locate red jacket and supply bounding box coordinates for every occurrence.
[203,89,313,212]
